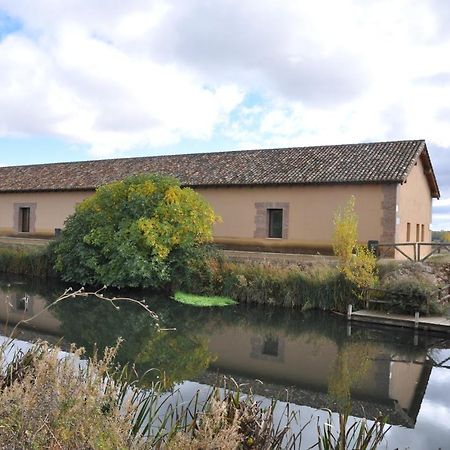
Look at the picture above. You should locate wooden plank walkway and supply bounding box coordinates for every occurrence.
[350,309,450,333]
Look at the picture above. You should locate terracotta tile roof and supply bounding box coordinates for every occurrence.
[0,139,440,198]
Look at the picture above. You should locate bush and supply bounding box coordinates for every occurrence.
[382,277,439,315]
[53,174,218,290]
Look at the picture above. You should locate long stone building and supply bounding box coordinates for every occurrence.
[0,139,440,256]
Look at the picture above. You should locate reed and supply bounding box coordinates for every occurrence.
[181,256,356,313]
[0,245,56,278]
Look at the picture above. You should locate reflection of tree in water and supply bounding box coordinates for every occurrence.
[53,296,215,390]
[328,342,377,414]
[136,330,214,389]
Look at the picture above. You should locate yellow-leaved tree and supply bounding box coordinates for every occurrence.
[53,174,219,291]
[332,196,378,292]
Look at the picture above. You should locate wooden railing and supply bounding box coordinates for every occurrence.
[417,242,450,262]
[374,242,450,262]
[376,243,416,261]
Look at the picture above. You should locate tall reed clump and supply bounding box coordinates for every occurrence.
[180,255,356,313]
[0,245,56,278]
[317,411,389,450]
[0,341,144,449]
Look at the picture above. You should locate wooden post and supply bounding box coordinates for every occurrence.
[414,312,420,329]
[347,304,353,320]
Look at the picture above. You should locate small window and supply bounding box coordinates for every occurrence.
[19,207,31,233]
[262,337,279,357]
[421,224,425,242]
[406,223,411,242]
[416,224,420,242]
[268,209,283,238]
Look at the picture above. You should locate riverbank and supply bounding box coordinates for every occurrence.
[1,242,450,319]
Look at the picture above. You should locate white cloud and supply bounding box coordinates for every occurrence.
[0,0,450,164]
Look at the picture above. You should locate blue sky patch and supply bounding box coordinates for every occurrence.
[0,10,21,41]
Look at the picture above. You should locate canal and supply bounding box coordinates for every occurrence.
[0,275,449,449]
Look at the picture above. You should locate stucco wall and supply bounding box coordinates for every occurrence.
[397,156,433,258]
[0,184,387,250]
[0,191,92,237]
[398,157,432,242]
[197,184,385,252]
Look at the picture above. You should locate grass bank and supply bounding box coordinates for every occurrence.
[3,244,446,316]
[179,256,356,313]
[0,244,56,278]
[0,244,357,313]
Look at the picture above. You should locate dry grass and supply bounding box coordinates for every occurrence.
[0,341,148,449]
[166,397,242,449]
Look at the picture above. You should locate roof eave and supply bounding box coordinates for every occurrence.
[420,144,440,199]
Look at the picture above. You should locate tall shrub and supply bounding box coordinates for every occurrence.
[333,196,378,292]
[53,174,219,290]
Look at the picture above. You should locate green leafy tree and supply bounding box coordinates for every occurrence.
[53,174,218,290]
[333,196,378,291]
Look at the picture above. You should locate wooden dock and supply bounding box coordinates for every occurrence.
[349,308,450,333]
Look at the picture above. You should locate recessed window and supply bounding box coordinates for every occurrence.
[19,207,31,233]
[262,337,279,357]
[268,209,283,238]
[406,223,411,242]
[421,224,425,242]
[416,224,420,242]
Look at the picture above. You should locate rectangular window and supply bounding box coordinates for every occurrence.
[416,224,420,242]
[421,224,425,242]
[406,222,411,242]
[268,209,283,238]
[19,207,31,233]
[262,337,279,357]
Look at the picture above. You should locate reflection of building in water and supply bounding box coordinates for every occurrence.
[205,326,432,428]
[0,286,61,335]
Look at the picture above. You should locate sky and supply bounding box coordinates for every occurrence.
[0,0,449,228]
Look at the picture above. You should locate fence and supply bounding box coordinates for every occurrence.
[375,242,450,262]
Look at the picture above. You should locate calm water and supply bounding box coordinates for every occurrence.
[0,275,449,449]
